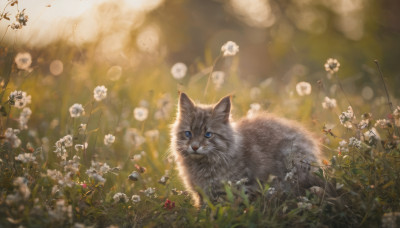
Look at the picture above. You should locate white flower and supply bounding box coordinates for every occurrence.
[19,107,32,129]
[15,52,32,71]
[113,193,129,203]
[74,142,88,151]
[134,107,148,121]
[211,71,225,89]
[13,177,30,200]
[54,135,73,160]
[349,137,361,149]
[5,128,21,148]
[69,104,85,118]
[93,85,107,101]
[170,62,187,79]
[9,91,31,109]
[99,163,111,173]
[221,41,239,56]
[338,140,349,153]
[85,161,110,183]
[104,134,115,146]
[324,58,340,74]
[322,96,337,109]
[15,153,36,163]
[375,119,391,129]
[339,106,355,129]
[295,82,312,96]
[267,187,276,195]
[63,135,73,147]
[144,187,156,197]
[131,195,141,203]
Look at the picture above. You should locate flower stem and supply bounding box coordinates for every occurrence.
[374,60,399,136]
[203,55,222,98]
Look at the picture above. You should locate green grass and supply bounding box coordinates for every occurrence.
[0,43,400,228]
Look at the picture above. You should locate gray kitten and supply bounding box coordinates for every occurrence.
[170,93,324,206]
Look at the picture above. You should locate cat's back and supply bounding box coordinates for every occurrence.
[234,113,321,179]
[235,113,316,143]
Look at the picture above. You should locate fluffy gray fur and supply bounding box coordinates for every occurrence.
[170,93,323,206]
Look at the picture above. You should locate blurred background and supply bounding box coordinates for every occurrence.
[0,0,399,154]
[2,0,400,89]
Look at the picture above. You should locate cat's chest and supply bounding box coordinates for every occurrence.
[189,162,232,187]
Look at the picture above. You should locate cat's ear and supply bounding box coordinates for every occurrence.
[179,92,195,114]
[213,95,231,123]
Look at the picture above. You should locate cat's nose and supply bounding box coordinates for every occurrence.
[191,145,199,152]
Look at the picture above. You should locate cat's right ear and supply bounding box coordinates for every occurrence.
[179,92,195,114]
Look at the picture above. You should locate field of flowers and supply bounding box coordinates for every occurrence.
[1,1,400,228]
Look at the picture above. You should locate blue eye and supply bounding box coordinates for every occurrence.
[204,132,213,138]
[185,131,192,138]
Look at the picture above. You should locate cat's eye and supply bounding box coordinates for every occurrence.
[204,132,213,138]
[185,131,192,138]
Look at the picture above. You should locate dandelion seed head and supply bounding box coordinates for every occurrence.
[134,107,148,121]
[324,58,340,74]
[14,52,32,71]
[5,128,21,148]
[113,193,129,203]
[170,62,187,79]
[69,103,85,118]
[15,153,36,163]
[104,134,115,146]
[94,85,107,101]
[295,81,312,96]
[144,187,156,197]
[131,195,141,203]
[322,96,337,109]
[339,106,355,129]
[211,71,225,89]
[19,107,32,130]
[221,41,239,56]
[349,137,362,148]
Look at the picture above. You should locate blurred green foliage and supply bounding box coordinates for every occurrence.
[0,0,400,227]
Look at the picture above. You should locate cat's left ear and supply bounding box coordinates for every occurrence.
[179,92,195,114]
[213,95,231,123]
